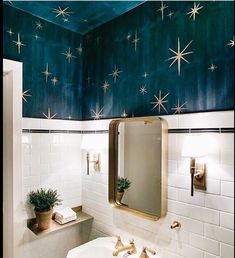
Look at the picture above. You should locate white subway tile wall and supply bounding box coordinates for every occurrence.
[81,111,234,258]
[22,119,83,217]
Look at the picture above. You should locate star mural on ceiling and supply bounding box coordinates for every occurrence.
[132,31,140,51]
[166,37,193,76]
[51,76,58,86]
[121,110,128,118]
[109,65,123,83]
[101,81,109,92]
[12,33,26,54]
[6,28,14,36]
[227,36,234,47]
[91,107,104,120]
[139,85,147,95]
[63,18,69,23]
[33,34,40,40]
[22,89,31,102]
[143,72,149,78]
[42,108,57,119]
[167,11,174,19]
[36,21,43,29]
[126,32,131,41]
[151,90,170,113]
[208,63,217,72]
[42,64,52,82]
[157,1,168,21]
[53,6,73,18]
[76,43,83,54]
[187,2,203,21]
[61,48,76,63]
[171,99,187,114]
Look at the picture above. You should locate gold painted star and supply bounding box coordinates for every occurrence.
[42,108,57,119]
[51,76,58,86]
[101,81,109,92]
[109,65,123,83]
[68,115,72,120]
[143,72,149,78]
[22,89,31,102]
[187,2,203,21]
[91,107,104,120]
[132,31,140,51]
[126,33,131,41]
[76,43,83,54]
[12,33,26,54]
[7,1,14,6]
[157,1,168,21]
[151,90,170,113]
[6,28,14,36]
[227,36,234,47]
[167,37,193,76]
[42,64,52,82]
[171,99,187,114]
[53,6,73,18]
[121,110,128,118]
[208,64,217,72]
[36,21,43,29]
[63,18,69,23]
[139,85,147,95]
[61,48,76,63]
[33,34,40,40]
[167,11,174,19]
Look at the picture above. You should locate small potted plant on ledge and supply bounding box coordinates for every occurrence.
[27,188,62,231]
[117,177,131,203]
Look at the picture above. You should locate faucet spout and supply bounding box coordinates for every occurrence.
[113,240,137,256]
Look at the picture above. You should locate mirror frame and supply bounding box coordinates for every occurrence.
[108,116,168,220]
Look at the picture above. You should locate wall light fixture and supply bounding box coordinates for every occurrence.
[81,134,108,175]
[182,135,207,196]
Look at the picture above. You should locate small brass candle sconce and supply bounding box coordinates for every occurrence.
[170,221,181,229]
[182,135,207,196]
[86,152,100,175]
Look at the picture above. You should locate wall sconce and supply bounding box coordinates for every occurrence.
[182,135,207,196]
[81,134,108,175]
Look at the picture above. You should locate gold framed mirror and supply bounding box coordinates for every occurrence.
[109,116,168,220]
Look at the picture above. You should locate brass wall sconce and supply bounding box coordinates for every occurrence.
[182,135,207,196]
[86,152,100,175]
[81,134,108,175]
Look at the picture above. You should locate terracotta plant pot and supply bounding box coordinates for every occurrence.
[116,191,124,203]
[35,209,53,230]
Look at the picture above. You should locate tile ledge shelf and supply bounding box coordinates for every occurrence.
[27,206,93,236]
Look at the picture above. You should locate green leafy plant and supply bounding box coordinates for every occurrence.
[117,177,131,192]
[28,188,62,212]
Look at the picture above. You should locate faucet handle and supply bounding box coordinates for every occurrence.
[139,246,156,258]
[129,239,135,245]
[114,235,124,249]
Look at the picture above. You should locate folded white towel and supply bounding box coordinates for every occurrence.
[55,207,76,220]
[55,214,77,225]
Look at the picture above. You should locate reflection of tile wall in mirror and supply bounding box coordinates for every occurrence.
[109,117,168,220]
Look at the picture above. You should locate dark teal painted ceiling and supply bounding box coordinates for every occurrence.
[4,1,146,35]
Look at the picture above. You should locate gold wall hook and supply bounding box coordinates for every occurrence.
[170,221,181,229]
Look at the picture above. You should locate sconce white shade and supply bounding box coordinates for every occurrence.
[182,135,207,158]
[81,134,108,150]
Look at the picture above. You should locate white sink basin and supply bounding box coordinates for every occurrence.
[66,237,159,258]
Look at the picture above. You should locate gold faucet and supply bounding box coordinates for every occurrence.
[139,247,156,258]
[114,235,124,249]
[113,239,137,256]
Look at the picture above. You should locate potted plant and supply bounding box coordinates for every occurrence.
[27,188,62,230]
[117,177,131,203]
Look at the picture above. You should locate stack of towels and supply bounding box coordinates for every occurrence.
[54,207,77,225]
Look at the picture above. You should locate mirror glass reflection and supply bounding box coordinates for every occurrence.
[112,117,167,218]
